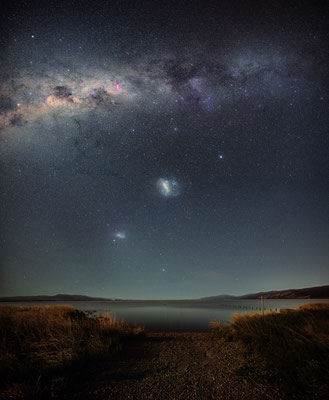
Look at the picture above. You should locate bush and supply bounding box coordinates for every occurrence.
[209,320,234,341]
[0,305,143,397]
[216,303,329,398]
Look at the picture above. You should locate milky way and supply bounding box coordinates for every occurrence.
[0,0,328,299]
[0,45,322,132]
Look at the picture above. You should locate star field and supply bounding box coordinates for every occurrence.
[0,0,328,299]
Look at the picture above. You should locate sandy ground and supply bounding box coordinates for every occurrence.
[67,332,284,400]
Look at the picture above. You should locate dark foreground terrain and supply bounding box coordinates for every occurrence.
[1,332,282,400]
[1,304,328,399]
[51,333,282,400]
[94,332,284,400]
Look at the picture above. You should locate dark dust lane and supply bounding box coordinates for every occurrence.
[69,333,282,400]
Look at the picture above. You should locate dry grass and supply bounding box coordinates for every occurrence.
[209,320,234,341]
[0,305,143,397]
[210,302,329,398]
[297,302,329,310]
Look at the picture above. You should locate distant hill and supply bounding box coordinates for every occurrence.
[239,285,329,299]
[200,294,237,301]
[202,285,329,300]
[1,285,328,302]
[0,294,116,302]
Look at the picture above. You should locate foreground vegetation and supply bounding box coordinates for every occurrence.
[210,302,329,399]
[0,305,143,398]
[2,303,328,398]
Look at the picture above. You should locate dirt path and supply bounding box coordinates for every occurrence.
[71,332,282,400]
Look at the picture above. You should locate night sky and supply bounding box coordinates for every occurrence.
[0,0,328,299]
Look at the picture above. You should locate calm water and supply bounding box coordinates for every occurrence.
[1,299,328,331]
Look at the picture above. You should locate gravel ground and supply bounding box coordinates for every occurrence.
[69,332,284,400]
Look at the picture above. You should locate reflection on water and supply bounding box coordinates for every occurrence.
[1,299,328,331]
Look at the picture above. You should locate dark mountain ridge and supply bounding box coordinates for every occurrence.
[0,294,116,302]
[0,285,328,302]
[202,285,329,300]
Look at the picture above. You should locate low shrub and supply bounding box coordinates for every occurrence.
[211,303,329,398]
[209,320,234,341]
[0,305,143,397]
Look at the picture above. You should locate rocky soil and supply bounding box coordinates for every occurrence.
[68,332,283,400]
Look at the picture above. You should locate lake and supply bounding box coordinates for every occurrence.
[1,299,328,331]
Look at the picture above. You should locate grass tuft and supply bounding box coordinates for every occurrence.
[209,320,234,341]
[0,305,143,398]
[210,302,329,398]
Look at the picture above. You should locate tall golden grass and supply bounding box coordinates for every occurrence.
[210,302,329,398]
[0,305,143,381]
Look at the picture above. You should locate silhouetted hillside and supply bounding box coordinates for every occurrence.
[201,285,329,300]
[1,285,328,302]
[240,285,329,299]
[0,294,116,302]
